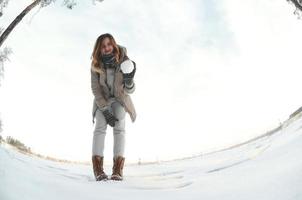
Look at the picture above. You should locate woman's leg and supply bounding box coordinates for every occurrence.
[111,101,126,157]
[92,107,108,156]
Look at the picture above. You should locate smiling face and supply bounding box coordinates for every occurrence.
[100,37,114,55]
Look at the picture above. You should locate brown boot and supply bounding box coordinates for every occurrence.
[92,155,109,181]
[110,155,125,181]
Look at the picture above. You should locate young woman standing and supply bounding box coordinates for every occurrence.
[90,33,137,181]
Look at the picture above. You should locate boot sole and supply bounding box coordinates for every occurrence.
[96,174,109,181]
[110,175,123,181]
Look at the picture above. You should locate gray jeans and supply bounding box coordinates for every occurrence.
[92,100,126,158]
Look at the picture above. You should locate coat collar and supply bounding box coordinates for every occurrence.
[99,44,126,71]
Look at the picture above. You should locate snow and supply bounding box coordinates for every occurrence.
[1,114,302,200]
[120,59,135,73]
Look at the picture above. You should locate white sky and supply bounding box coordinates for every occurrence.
[0,0,302,163]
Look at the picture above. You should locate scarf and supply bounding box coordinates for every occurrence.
[101,53,117,68]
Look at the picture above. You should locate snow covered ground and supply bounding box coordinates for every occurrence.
[1,114,302,200]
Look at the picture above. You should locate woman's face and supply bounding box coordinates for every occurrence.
[100,37,114,55]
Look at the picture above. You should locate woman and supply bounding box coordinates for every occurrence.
[90,33,137,181]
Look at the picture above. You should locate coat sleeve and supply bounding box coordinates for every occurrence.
[90,68,109,111]
[121,47,136,94]
[124,79,136,94]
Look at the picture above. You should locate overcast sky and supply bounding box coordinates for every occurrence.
[0,0,302,163]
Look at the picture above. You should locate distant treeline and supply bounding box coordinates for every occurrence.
[0,135,31,153]
[289,106,302,119]
[0,135,90,165]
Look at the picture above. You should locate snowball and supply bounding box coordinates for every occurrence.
[120,59,134,74]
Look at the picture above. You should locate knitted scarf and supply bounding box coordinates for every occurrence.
[101,53,117,68]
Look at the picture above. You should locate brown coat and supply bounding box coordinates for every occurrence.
[91,45,137,124]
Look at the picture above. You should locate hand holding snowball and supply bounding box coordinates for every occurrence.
[120,59,136,85]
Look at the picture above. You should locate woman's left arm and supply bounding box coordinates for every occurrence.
[121,46,136,94]
[124,79,135,94]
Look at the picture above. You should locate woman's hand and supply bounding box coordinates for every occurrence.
[121,60,136,84]
[102,109,119,127]
[122,61,136,85]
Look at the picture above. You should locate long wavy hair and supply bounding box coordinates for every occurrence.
[90,33,120,75]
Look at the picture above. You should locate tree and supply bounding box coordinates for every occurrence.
[287,0,302,18]
[0,0,104,132]
[0,0,104,82]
